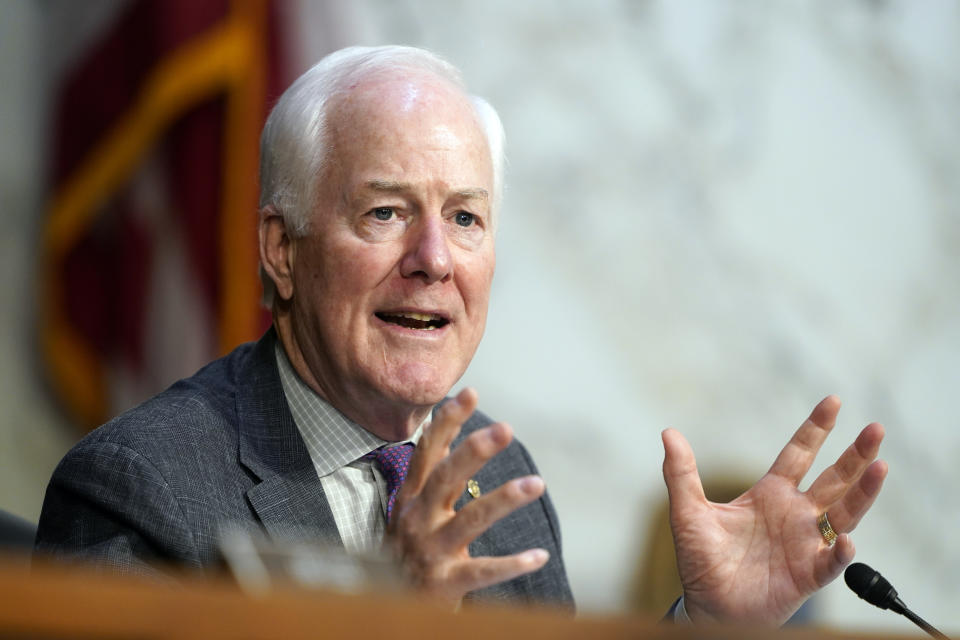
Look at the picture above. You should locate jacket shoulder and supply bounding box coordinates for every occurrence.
[35,339,269,570]
[80,339,259,451]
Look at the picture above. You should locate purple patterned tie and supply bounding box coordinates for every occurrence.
[366,443,415,522]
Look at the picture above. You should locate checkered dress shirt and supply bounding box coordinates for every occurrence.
[275,344,423,554]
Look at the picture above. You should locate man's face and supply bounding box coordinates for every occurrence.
[286,74,496,423]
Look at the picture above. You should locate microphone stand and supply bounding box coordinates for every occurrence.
[899,605,949,640]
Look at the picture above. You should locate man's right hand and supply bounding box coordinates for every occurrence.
[387,388,550,606]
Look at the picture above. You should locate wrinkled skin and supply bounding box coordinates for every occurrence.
[260,71,547,604]
[663,396,887,625]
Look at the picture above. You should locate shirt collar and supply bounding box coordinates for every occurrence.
[275,342,425,477]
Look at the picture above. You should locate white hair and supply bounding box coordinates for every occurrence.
[258,45,505,307]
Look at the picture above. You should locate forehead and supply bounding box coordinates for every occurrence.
[323,72,493,188]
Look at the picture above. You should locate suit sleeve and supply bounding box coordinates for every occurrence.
[34,440,200,576]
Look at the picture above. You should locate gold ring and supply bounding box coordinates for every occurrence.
[467,478,481,499]
[817,512,837,546]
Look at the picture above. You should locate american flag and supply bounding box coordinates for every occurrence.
[40,0,285,430]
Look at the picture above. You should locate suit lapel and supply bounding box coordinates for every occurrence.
[245,466,341,545]
[235,329,342,546]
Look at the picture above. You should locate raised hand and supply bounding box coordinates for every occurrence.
[386,388,550,606]
[662,396,888,626]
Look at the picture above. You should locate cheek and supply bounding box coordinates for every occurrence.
[460,254,495,319]
[337,246,403,300]
[313,238,398,293]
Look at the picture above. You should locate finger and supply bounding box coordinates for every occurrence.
[401,388,478,499]
[767,395,841,485]
[821,459,888,533]
[662,428,707,514]
[436,476,545,551]
[445,548,550,595]
[807,422,884,510]
[814,532,856,588]
[419,421,514,510]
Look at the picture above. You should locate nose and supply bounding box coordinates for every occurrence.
[399,216,452,284]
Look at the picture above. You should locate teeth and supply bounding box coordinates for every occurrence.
[397,312,439,321]
[376,311,448,330]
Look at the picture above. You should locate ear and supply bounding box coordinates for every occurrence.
[258,205,296,302]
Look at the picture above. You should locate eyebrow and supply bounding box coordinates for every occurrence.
[364,180,489,201]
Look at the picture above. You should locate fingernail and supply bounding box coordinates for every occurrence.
[456,388,474,406]
[485,422,512,446]
[524,548,549,565]
[518,476,544,494]
[484,425,503,445]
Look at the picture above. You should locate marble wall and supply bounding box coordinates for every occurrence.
[317,0,960,631]
[2,0,957,633]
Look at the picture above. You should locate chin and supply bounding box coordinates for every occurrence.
[380,362,462,407]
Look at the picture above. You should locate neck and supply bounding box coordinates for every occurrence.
[272,313,430,442]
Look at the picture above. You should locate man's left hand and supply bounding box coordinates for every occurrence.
[662,395,887,626]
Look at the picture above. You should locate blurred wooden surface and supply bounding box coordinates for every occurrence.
[0,554,932,639]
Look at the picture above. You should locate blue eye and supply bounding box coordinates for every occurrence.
[454,212,475,227]
[372,207,394,221]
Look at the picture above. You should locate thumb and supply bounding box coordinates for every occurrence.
[662,428,707,513]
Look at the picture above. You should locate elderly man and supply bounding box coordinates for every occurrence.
[36,45,887,623]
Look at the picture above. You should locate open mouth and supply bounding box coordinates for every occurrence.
[375,311,450,331]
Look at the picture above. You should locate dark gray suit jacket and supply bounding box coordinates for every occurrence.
[35,329,573,608]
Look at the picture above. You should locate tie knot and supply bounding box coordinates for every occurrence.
[366,443,414,522]
[368,443,414,484]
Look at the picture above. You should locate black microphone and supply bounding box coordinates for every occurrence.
[844,562,950,639]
